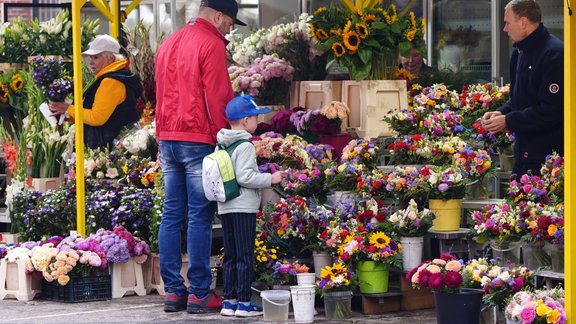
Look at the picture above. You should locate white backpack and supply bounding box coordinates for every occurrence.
[202,139,249,202]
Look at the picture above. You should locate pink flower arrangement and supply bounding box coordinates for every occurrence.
[421,109,464,137]
[451,147,492,180]
[505,288,566,324]
[471,200,523,244]
[539,152,563,200]
[280,167,325,199]
[407,253,466,293]
[229,54,294,105]
[340,137,379,168]
[508,174,550,205]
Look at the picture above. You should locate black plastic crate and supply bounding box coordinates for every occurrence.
[42,274,112,303]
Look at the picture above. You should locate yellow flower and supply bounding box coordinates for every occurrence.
[343,20,353,34]
[547,224,558,237]
[369,231,391,249]
[314,7,327,15]
[309,24,316,40]
[409,11,416,28]
[536,300,551,317]
[547,309,561,323]
[261,256,267,262]
[320,263,347,279]
[353,7,364,17]
[316,28,329,41]
[10,73,24,93]
[0,83,8,104]
[406,28,417,41]
[330,28,342,36]
[355,23,369,39]
[343,31,360,52]
[363,14,376,23]
[421,18,427,34]
[332,42,346,57]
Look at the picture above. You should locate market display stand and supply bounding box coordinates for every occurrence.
[536,269,564,289]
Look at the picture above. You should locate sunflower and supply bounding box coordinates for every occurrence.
[362,14,377,23]
[421,19,427,34]
[353,7,364,17]
[369,231,391,249]
[313,7,327,15]
[332,42,346,57]
[406,28,417,42]
[343,31,360,52]
[355,23,369,39]
[10,73,24,93]
[330,28,342,37]
[0,83,9,104]
[315,28,329,41]
[343,19,353,34]
[320,263,347,279]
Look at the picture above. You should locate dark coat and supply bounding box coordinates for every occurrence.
[498,24,564,166]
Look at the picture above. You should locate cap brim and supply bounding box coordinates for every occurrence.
[251,107,272,115]
[82,49,105,56]
[235,18,247,26]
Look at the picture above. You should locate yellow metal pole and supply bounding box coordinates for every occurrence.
[125,0,142,15]
[109,0,120,39]
[72,0,87,237]
[90,0,113,21]
[564,0,575,320]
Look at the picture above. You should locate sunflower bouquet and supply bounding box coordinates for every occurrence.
[309,0,425,80]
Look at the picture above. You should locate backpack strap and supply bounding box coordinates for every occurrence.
[222,139,251,155]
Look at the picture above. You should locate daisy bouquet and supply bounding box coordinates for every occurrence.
[428,136,468,166]
[253,238,279,283]
[518,201,564,246]
[478,262,533,310]
[458,83,510,121]
[271,260,310,285]
[505,288,566,324]
[412,83,460,109]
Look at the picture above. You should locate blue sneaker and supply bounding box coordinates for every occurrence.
[220,300,238,316]
[235,301,263,317]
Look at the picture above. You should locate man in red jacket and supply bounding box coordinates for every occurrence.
[155,0,245,314]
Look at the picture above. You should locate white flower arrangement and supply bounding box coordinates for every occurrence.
[121,122,156,155]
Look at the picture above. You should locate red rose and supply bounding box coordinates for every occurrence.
[444,271,463,289]
[427,273,445,291]
[340,230,349,240]
[373,181,383,190]
[368,245,376,253]
[319,229,328,240]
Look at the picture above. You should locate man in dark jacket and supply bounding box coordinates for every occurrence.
[483,0,563,176]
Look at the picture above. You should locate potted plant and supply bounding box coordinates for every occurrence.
[316,262,357,320]
[388,198,434,271]
[407,253,483,324]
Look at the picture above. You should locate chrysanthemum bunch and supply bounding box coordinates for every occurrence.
[280,167,325,199]
[458,83,510,120]
[411,165,468,200]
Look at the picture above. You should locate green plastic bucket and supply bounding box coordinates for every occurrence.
[356,261,389,293]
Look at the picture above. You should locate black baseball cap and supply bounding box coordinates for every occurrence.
[202,0,246,26]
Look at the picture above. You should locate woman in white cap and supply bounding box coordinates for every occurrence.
[49,34,143,149]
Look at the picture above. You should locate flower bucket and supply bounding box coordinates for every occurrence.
[312,251,333,278]
[323,290,352,320]
[506,318,523,324]
[429,199,463,232]
[400,237,424,271]
[549,246,564,273]
[521,242,550,270]
[319,133,352,158]
[325,191,357,206]
[465,179,489,199]
[433,288,483,324]
[297,273,316,286]
[497,145,515,172]
[290,285,316,323]
[490,241,521,266]
[261,289,291,321]
[356,261,389,294]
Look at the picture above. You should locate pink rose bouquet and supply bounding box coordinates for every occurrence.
[407,253,466,293]
[505,288,566,324]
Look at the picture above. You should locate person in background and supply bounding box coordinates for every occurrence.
[154,0,245,315]
[399,48,433,78]
[49,34,142,149]
[217,95,283,317]
[482,0,563,176]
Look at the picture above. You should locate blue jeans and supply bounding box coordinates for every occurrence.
[158,140,216,297]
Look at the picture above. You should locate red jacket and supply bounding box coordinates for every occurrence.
[155,18,232,145]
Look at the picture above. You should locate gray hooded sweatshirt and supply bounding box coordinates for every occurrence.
[215,128,272,215]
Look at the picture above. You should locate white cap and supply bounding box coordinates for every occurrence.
[82,35,120,56]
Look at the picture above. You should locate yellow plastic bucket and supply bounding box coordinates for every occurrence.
[429,199,462,231]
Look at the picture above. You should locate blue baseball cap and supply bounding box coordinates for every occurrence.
[226,96,272,121]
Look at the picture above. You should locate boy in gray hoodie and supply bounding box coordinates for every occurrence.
[217,95,283,317]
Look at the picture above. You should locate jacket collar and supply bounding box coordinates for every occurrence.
[96,58,129,78]
[514,23,550,51]
[192,18,229,45]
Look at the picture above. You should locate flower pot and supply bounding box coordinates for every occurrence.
[400,236,424,271]
[312,251,334,278]
[356,261,389,294]
[429,199,463,232]
[433,288,483,324]
[490,241,521,266]
[521,242,550,270]
[497,145,515,172]
[323,290,352,320]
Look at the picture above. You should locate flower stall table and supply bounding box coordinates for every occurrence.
[424,228,474,261]
[355,291,403,315]
[535,269,564,289]
[0,259,41,301]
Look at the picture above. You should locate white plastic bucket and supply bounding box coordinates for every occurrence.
[312,251,333,278]
[400,236,424,271]
[290,285,316,323]
[296,273,316,286]
[261,289,291,321]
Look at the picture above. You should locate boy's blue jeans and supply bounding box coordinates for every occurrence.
[158,140,216,298]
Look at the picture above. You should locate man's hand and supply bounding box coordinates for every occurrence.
[482,112,507,135]
[48,101,69,115]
